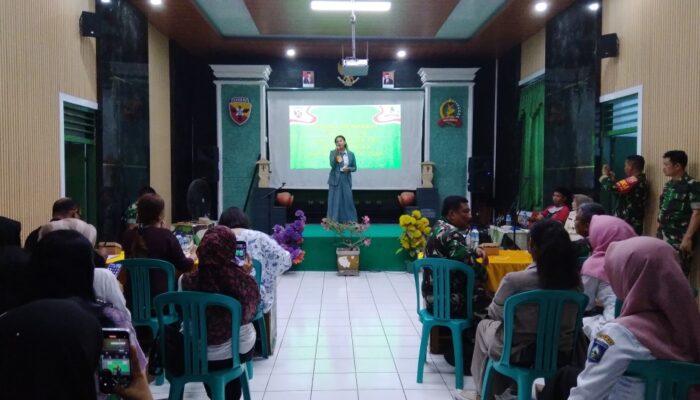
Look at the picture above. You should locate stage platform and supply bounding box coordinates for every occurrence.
[295,224,409,272]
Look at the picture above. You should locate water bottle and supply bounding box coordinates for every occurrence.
[505,213,512,227]
[470,226,480,250]
[464,231,471,249]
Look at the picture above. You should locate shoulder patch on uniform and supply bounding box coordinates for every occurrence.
[587,338,610,363]
[595,333,615,346]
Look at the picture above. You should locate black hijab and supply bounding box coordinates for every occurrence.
[0,298,102,399]
[31,230,96,302]
[0,216,21,247]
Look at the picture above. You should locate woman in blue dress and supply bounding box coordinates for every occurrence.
[327,135,358,222]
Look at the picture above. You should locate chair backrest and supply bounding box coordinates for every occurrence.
[121,258,176,323]
[412,257,475,320]
[498,289,588,371]
[624,359,700,400]
[252,259,262,287]
[154,291,243,376]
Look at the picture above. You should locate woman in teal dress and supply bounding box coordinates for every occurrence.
[327,135,358,222]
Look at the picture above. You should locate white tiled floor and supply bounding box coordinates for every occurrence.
[150,271,474,400]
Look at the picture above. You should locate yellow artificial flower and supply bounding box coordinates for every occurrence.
[411,210,421,218]
[399,214,412,227]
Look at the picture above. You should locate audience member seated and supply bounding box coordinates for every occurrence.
[31,230,147,382]
[542,237,700,400]
[565,194,593,241]
[0,216,31,314]
[581,215,636,339]
[0,298,153,400]
[39,218,129,317]
[572,202,607,257]
[123,186,157,232]
[24,197,81,254]
[458,219,582,400]
[530,187,572,224]
[180,226,261,400]
[218,207,292,313]
[122,193,194,307]
[422,195,489,319]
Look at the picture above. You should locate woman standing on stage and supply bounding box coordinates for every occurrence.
[327,135,358,222]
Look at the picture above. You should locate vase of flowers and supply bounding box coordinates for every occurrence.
[321,216,372,276]
[272,210,306,265]
[396,210,432,272]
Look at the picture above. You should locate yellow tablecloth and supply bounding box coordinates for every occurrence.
[485,250,532,292]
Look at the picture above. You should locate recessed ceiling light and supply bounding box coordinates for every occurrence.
[396,50,407,59]
[100,0,111,3]
[286,48,296,57]
[534,1,548,12]
[588,2,600,11]
[150,0,163,5]
[310,1,391,12]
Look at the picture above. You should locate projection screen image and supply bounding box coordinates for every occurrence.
[289,105,401,169]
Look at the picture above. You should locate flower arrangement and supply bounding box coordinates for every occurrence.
[321,215,372,250]
[272,210,306,265]
[396,210,432,259]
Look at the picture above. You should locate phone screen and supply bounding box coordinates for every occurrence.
[99,329,131,393]
[234,241,247,266]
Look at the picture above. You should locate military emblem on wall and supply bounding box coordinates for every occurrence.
[437,98,463,127]
[228,96,252,126]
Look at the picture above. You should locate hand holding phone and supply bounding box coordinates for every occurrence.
[99,328,132,394]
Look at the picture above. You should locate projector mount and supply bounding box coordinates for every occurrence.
[339,0,369,77]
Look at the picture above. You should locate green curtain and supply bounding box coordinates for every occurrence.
[518,79,544,210]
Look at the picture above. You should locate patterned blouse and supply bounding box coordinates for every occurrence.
[233,228,292,312]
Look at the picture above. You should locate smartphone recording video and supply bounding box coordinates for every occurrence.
[234,241,247,266]
[99,328,131,393]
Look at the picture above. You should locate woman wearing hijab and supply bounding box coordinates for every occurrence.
[31,230,146,382]
[581,215,636,339]
[180,226,260,400]
[569,236,700,399]
[0,298,103,400]
[0,216,31,314]
[39,218,129,317]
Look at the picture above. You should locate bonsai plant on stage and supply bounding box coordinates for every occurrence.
[272,210,306,266]
[321,215,371,276]
[396,210,432,272]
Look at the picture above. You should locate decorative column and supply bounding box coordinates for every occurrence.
[418,68,479,204]
[211,65,272,217]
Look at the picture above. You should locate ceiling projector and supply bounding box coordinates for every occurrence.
[340,58,368,76]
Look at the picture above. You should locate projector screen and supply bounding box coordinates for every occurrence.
[268,90,423,190]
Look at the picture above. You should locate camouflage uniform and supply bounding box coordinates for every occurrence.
[420,219,491,319]
[656,173,700,274]
[600,173,649,234]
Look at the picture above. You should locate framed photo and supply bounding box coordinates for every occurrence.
[382,71,395,88]
[302,70,315,88]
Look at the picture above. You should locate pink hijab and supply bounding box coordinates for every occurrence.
[605,236,700,364]
[581,215,635,282]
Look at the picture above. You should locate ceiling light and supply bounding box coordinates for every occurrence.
[150,0,163,5]
[588,2,600,11]
[534,2,548,12]
[100,0,111,3]
[396,50,407,59]
[286,48,296,57]
[310,1,391,12]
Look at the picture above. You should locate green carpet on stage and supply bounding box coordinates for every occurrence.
[294,224,410,272]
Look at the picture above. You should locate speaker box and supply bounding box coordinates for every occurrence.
[599,33,619,58]
[468,156,493,195]
[79,11,100,37]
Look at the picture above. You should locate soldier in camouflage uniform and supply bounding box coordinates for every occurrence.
[420,196,490,320]
[657,150,700,275]
[600,155,649,234]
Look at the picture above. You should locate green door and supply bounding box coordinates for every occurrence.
[63,103,97,225]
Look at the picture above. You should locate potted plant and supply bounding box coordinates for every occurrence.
[396,210,432,272]
[272,210,306,265]
[321,216,372,276]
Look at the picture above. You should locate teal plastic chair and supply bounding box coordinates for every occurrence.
[121,258,178,337]
[154,291,251,400]
[480,290,588,400]
[245,259,268,380]
[624,359,700,400]
[412,258,475,390]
